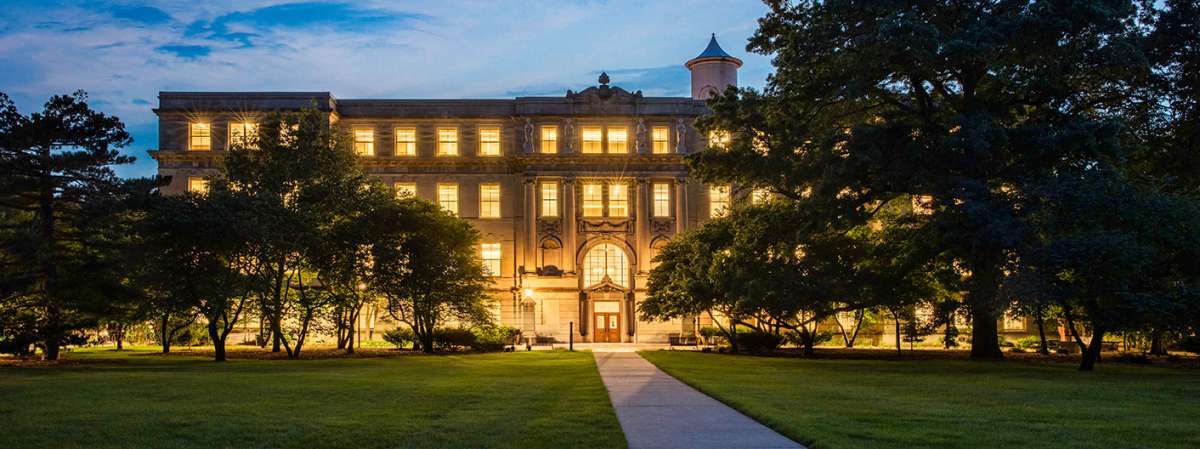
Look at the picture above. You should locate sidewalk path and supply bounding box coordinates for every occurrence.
[593,351,805,449]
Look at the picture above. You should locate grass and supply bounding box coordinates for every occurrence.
[0,347,626,449]
[640,350,1200,449]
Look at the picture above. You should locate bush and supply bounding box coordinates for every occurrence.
[1178,335,1200,354]
[699,326,726,345]
[737,330,784,353]
[382,327,415,349]
[433,327,476,351]
[471,326,521,352]
[1016,336,1042,350]
[783,329,835,347]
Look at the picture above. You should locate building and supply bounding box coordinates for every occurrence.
[150,35,745,344]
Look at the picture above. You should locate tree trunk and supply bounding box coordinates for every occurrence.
[208,322,226,362]
[161,314,172,354]
[1035,305,1049,355]
[969,302,1003,359]
[1079,327,1105,371]
[43,340,61,361]
[1149,331,1168,356]
[894,312,902,357]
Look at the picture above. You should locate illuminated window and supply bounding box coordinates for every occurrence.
[228,122,257,149]
[541,181,558,217]
[912,195,934,215]
[187,177,209,194]
[394,182,416,198]
[607,128,628,153]
[353,127,374,156]
[581,127,603,154]
[709,184,730,218]
[478,127,501,156]
[608,183,628,217]
[652,126,670,154]
[540,126,558,154]
[752,188,771,205]
[437,183,458,214]
[583,243,628,287]
[437,128,458,156]
[481,243,501,277]
[394,128,416,156]
[582,182,604,217]
[709,130,731,149]
[280,123,298,142]
[188,122,211,150]
[652,182,671,217]
[1003,314,1026,331]
[479,183,501,218]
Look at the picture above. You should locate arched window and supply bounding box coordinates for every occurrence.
[583,243,629,288]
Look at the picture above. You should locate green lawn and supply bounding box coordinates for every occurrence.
[641,351,1200,449]
[0,348,626,449]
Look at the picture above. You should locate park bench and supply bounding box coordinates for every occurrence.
[668,334,699,350]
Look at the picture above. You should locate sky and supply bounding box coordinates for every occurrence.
[0,0,774,178]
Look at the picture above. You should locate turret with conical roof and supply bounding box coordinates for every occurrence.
[685,34,742,100]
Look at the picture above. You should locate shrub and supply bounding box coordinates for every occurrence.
[1016,336,1042,350]
[699,326,726,345]
[433,327,476,351]
[471,326,521,352]
[737,330,784,353]
[1178,335,1200,354]
[382,327,415,349]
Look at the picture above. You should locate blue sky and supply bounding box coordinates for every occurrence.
[0,1,773,178]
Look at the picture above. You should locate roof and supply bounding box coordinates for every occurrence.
[686,34,743,68]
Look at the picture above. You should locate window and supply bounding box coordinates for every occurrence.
[912,195,934,215]
[607,128,628,153]
[394,128,416,156]
[608,183,628,217]
[709,130,731,149]
[437,183,458,214]
[652,126,670,154]
[583,243,629,287]
[479,183,501,218]
[540,126,557,154]
[228,122,257,149]
[188,122,211,150]
[280,123,299,142]
[540,181,558,217]
[187,177,209,194]
[581,127,603,154]
[437,128,458,156]
[478,127,501,156]
[394,182,416,198]
[652,182,671,217]
[710,184,730,218]
[481,243,501,277]
[582,182,604,217]
[752,188,771,205]
[353,127,375,156]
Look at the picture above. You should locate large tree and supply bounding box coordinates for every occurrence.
[0,91,138,360]
[691,0,1148,358]
[371,196,491,353]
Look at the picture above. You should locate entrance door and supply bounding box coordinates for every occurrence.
[595,312,620,343]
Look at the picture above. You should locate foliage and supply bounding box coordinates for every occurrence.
[0,91,145,360]
[471,326,521,352]
[1016,336,1042,351]
[432,327,477,351]
[382,327,415,350]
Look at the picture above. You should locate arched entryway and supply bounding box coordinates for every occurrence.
[579,242,635,342]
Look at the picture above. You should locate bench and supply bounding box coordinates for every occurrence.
[668,334,699,349]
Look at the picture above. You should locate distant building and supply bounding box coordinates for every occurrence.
[151,35,745,344]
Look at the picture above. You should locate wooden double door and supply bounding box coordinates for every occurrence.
[594,312,620,343]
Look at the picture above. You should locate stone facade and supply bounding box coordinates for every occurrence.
[150,37,745,344]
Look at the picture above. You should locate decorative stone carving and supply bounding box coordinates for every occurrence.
[566,74,644,104]
[523,117,534,153]
[675,118,688,153]
[579,218,632,235]
[635,118,647,153]
[538,219,561,238]
[651,219,674,235]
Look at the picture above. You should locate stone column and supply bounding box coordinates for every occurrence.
[674,177,688,235]
[523,177,536,270]
[635,178,650,272]
[563,177,577,273]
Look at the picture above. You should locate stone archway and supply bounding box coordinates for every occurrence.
[577,241,636,341]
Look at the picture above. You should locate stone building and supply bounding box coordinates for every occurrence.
[150,35,744,344]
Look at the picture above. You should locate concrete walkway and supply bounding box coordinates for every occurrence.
[593,351,805,449]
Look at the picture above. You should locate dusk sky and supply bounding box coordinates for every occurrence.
[0,1,774,178]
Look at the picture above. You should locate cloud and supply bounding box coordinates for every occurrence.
[111,5,172,26]
[185,2,428,47]
[156,44,210,59]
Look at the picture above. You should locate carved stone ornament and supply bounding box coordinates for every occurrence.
[651,218,674,235]
[635,118,647,153]
[523,117,534,153]
[675,118,688,153]
[538,219,561,238]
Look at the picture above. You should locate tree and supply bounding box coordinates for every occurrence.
[0,91,139,360]
[1011,169,1200,370]
[371,196,491,353]
[690,0,1150,359]
[218,109,367,358]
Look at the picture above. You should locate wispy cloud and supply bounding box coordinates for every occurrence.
[0,1,772,178]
